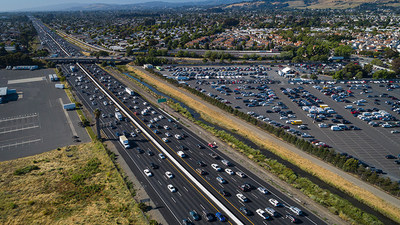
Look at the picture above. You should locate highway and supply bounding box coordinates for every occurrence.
[32,16,327,225]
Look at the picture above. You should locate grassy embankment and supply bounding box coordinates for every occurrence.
[124,65,400,224]
[0,142,147,224]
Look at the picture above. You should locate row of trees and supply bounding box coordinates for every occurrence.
[145,68,400,198]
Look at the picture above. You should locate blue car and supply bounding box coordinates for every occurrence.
[215,212,226,222]
[115,132,121,137]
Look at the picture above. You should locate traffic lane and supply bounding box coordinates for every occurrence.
[83,64,322,224]
[145,109,323,225]
[70,68,236,223]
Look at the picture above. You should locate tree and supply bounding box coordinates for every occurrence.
[370,58,384,67]
[94,108,101,140]
[384,47,399,59]
[334,45,353,58]
[391,58,400,74]
[310,74,318,80]
[372,70,396,79]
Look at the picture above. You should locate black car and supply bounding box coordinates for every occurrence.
[385,155,396,159]
[150,163,159,169]
[180,145,187,150]
[219,189,230,196]
[197,161,206,167]
[240,207,252,216]
[136,147,144,154]
[147,150,154,156]
[203,211,215,222]
[197,144,204,149]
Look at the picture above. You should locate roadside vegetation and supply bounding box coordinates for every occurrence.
[0,142,148,224]
[121,65,400,224]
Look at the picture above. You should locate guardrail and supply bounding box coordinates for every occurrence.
[76,63,244,225]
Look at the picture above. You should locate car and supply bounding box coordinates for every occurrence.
[147,150,154,156]
[257,187,269,194]
[135,147,144,154]
[221,159,233,167]
[385,155,396,159]
[150,163,159,169]
[197,161,206,167]
[167,184,177,192]
[153,129,160,134]
[159,153,166,159]
[240,207,252,216]
[215,212,226,222]
[196,168,207,175]
[219,189,230,196]
[289,206,303,216]
[203,211,215,222]
[162,137,169,142]
[286,214,299,223]
[236,171,247,178]
[391,130,400,134]
[236,193,249,202]
[208,143,216,148]
[144,169,152,177]
[189,210,200,221]
[177,151,186,158]
[211,164,222,171]
[209,153,219,159]
[216,176,227,184]
[225,168,235,175]
[197,144,204,149]
[130,132,136,137]
[115,132,121,137]
[269,198,283,207]
[239,184,251,192]
[165,171,174,179]
[256,209,270,220]
[182,219,193,225]
[264,207,278,217]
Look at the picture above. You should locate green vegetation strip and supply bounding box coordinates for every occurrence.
[121,66,392,225]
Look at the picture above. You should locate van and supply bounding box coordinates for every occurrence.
[331,126,342,131]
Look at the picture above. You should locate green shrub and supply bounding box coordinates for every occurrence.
[14,165,40,175]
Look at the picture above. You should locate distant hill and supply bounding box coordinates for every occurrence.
[21,0,247,12]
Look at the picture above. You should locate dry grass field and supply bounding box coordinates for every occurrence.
[126,65,400,223]
[0,142,147,225]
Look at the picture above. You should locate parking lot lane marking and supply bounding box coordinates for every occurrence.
[8,77,45,84]
[0,114,38,123]
[0,125,39,135]
[171,197,176,203]
[0,138,42,149]
[183,186,189,192]
[200,204,205,210]
[158,180,162,185]
[58,98,78,137]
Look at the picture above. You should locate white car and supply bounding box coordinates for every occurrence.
[165,132,171,137]
[144,169,152,177]
[391,130,400,134]
[162,137,169,143]
[236,193,249,202]
[257,187,269,194]
[289,206,303,216]
[269,198,282,207]
[177,151,186,158]
[318,123,328,128]
[164,125,170,130]
[225,168,235,175]
[236,171,246,178]
[167,184,176,193]
[211,164,222,172]
[256,209,269,220]
[159,153,166,159]
[165,171,174,179]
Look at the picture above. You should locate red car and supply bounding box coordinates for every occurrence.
[208,143,217,148]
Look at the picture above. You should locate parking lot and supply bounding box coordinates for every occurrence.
[159,65,400,180]
[0,69,89,161]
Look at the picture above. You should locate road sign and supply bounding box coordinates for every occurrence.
[157,98,167,103]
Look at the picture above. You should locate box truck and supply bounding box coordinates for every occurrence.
[63,103,76,110]
[119,135,130,148]
[125,87,135,96]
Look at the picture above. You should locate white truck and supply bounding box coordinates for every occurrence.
[119,135,130,148]
[125,87,135,96]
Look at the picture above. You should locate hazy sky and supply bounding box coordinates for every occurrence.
[1,0,184,11]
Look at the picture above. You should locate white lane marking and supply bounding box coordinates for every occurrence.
[171,197,176,203]
[8,77,45,84]
[0,125,39,134]
[0,113,38,123]
[0,138,42,149]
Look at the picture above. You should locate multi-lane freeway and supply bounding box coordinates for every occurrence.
[32,17,327,225]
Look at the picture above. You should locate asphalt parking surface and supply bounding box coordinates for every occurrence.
[0,69,89,161]
[160,65,400,181]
